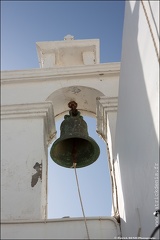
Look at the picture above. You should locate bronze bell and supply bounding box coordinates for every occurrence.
[50,101,100,168]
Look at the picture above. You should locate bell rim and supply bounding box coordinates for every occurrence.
[50,135,100,168]
[51,135,100,151]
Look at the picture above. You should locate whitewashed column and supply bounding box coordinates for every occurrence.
[1,102,56,221]
[96,97,119,219]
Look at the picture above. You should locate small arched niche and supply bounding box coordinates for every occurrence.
[45,86,112,218]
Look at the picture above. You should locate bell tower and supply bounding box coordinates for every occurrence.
[1,35,120,239]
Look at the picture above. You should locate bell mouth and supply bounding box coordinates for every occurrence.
[50,136,100,168]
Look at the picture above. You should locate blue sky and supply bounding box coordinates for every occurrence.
[1,1,125,218]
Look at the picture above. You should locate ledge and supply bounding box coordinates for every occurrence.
[1,216,121,239]
[1,101,56,144]
[1,62,120,84]
[96,97,118,141]
[1,216,118,224]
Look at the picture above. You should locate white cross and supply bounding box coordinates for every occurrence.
[64,34,74,41]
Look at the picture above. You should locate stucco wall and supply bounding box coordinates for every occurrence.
[115,0,159,238]
[1,118,45,220]
[1,217,120,239]
[1,102,55,220]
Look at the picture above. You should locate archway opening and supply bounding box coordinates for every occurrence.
[47,115,112,218]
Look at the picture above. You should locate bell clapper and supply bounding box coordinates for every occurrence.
[68,101,78,168]
[71,162,77,168]
[71,140,77,168]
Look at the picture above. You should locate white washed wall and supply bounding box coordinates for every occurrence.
[115,0,159,238]
[1,102,55,220]
[1,217,120,239]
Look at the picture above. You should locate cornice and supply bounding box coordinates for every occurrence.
[1,62,120,84]
[96,97,118,141]
[1,102,56,144]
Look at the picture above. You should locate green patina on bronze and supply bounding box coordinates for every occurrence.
[50,110,100,168]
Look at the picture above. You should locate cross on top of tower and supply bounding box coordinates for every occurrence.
[64,34,74,41]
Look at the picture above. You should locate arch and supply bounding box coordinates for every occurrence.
[45,86,104,120]
[47,115,112,218]
[46,86,113,219]
[45,85,118,219]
